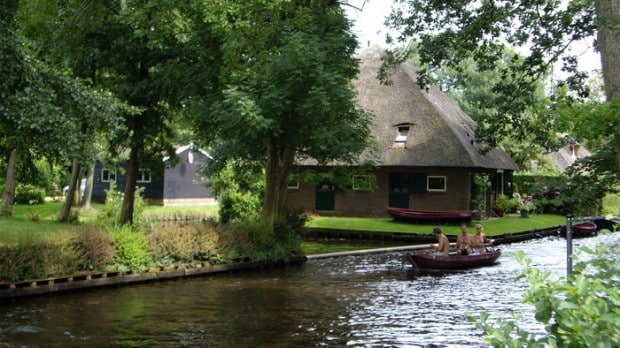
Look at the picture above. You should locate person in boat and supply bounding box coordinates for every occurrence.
[456,223,473,255]
[430,227,450,254]
[470,224,495,254]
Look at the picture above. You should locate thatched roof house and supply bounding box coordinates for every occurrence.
[546,143,591,172]
[286,47,518,218]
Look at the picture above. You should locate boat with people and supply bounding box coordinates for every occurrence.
[406,249,502,270]
[386,207,475,223]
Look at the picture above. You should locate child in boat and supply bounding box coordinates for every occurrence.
[456,223,473,255]
[431,227,450,254]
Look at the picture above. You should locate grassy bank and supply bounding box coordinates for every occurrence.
[1,202,219,245]
[306,214,567,236]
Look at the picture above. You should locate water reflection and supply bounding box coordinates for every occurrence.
[0,233,617,347]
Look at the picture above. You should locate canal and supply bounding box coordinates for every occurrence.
[0,232,617,347]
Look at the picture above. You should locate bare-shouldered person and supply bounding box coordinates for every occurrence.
[473,223,494,254]
[456,223,473,255]
[431,227,450,254]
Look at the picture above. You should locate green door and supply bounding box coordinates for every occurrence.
[388,172,409,208]
[315,182,335,212]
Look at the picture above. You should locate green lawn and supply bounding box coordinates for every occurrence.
[0,201,219,244]
[306,214,568,236]
[0,200,573,245]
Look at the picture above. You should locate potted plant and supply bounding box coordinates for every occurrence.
[493,194,512,217]
[516,193,535,218]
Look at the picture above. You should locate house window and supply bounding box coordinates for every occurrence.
[352,175,372,191]
[137,169,151,183]
[393,122,414,148]
[287,175,299,189]
[101,168,116,182]
[427,176,446,192]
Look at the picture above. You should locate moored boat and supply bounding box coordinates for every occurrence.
[560,221,598,238]
[386,207,475,223]
[406,249,501,270]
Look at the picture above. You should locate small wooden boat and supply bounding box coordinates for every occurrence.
[407,249,501,270]
[387,207,475,223]
[560,221,598,238]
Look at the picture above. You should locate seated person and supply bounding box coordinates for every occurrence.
[456,223,473,255]
[430,227,450,254]
[471,224,493,254]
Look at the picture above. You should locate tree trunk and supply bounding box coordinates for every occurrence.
[1,149,18,217]
[119,145,139,225]
[80,162,95,210]
[59,160,81,222]
[262,143,295,224]
[595,0,620,172]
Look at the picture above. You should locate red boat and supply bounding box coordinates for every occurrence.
[560,221,598,238]
[386,207,475,223]
[407,249,501,270]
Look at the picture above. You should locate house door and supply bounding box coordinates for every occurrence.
[315,181,335,212]
[388,172,409,208]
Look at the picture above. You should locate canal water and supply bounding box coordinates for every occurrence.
[0,233,617,347]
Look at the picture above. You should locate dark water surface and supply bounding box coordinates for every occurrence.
[1,233,617,347]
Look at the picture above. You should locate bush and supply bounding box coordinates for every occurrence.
[493,194,518,214]
[0,233,80,281]
[223,216,303,262]
[109,224,151,271]
[148,223,206,264]
[15,184,45,204]
[474,239,620,347]
[73,224,115,271]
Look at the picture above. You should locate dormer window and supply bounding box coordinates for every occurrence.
[393,122,414,148]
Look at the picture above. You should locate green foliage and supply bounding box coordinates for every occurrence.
[470,174,490,219]
[219,189,262,225]
[109,224,151,272]
[208,162,263,224]
[475,238,620,347]
[493,194,518,213]
[194,1,371,218]
[98,183,147,226]
[387,0,596,148]
[14,184,45,204]
[228,216,302,262]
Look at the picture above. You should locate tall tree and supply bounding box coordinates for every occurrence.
[1,0,119,217]
[192,0,372,223]
[387,0,619,172]
[37,1,222,225]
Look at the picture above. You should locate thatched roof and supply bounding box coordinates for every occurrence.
[546,143,591,172]
[350,47,518,170]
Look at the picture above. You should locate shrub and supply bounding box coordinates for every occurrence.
[15,184,45,204]
[218,189,261,224]
[221,216,303,262]
[109,224,151,271]
[0,244,48,281]
[73,224,115,271]
[0,233,80,281]
[148,224,204,264]
[474,239,620,347]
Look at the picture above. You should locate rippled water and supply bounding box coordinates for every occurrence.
[0,233,617,347]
